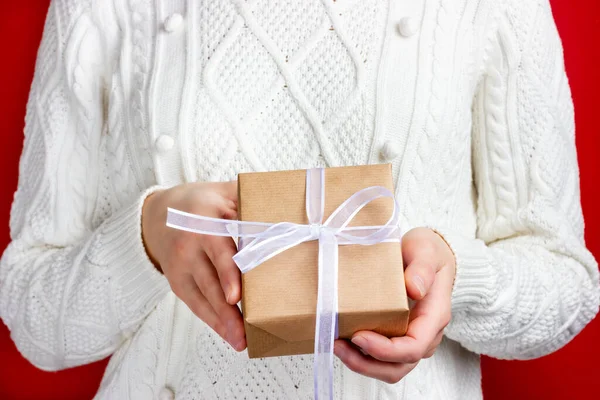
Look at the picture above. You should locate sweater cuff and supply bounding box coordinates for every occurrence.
[93,185,171,327]
[429,228,495,313]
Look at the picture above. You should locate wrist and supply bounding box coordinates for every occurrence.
[142,189,164,273]
[424,228,493,313]
[430,228,456,269]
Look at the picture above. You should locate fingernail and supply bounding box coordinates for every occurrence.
[351,335,367,350]
[413,275,426,298]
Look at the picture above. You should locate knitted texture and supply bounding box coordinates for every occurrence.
[1,0,598,399]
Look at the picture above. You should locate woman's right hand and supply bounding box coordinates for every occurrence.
[141,181,246,351]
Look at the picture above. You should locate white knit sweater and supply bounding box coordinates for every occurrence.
[1,0,598,399]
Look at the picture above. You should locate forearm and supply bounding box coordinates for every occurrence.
[440,229,598,359]
[0,186,170,370]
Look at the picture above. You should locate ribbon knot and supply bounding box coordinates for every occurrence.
[309,223,323,239]
[165,168,402,400]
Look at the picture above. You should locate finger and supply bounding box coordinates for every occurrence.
[350,300,438,363]
[214,193,237,220]
[334,340,417,384]
[424,331,444,358]
[217,181,238,204]
[192,254,246,351]
[220,205,238,220]
[202,235,241,305]
[401,228,440,300]
[350,326,434,364]
[351,267,453,363]
[401,228,440,266]
[404,260,436,301]
[218,192,238,220]
[175,273,226,340]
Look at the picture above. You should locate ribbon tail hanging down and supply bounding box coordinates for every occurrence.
[314,230,339,400]
[306,168,337,400]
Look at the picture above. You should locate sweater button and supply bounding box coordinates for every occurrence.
[158,387,174,400]
[397,17,419,37]
[155,134,175,153]
[163,13,183,33]
[380,140,401,161]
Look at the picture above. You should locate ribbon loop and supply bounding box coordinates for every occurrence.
[165,168,401,400]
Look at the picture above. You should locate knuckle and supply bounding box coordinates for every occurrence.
[406,227,431,243]
[440,312,451,328]
[187,299,205,319]
[384,373,402,385]
[404,227,422,241]
[183,192,220,217]
[347,362,364,375]
[371,346,392,361]
[419,240,437,258]
[197,190,222,210]
[405,355,420,364]
[217,201,236,219]
[188,302,202,318]
[185,186,206,203]
[344,356,364,374]
[209,290,230,314]
[196,276,224,305]
[215,321,226,337]
[164,253,183,273]
[404,348,425,364]
[411,261,434,277]
[197,234,212,252]
[423,348,436,359]
[414,227,432,236]
[215,251,235,271]
[437,332,445,344]
[195,275,230,312]
[170,284,184,300]
[172,234,192,260]
[434,333,444,348]
[193,272,210,293]
[219,308,238,325]
[211,320,226,338]
[168,276,187,299]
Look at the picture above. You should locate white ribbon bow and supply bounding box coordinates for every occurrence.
[166,168,401,400]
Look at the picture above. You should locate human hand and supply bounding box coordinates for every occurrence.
[333,227,456,383]
[141,181,245,351]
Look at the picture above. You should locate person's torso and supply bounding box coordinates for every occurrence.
[90,0,492,398]
[94,0,485,232]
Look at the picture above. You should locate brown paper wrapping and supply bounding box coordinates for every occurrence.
[238,164,409,358]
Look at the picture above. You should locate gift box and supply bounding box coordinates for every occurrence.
[237,164,409,358]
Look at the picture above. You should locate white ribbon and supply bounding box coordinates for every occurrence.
[166,168,401,400]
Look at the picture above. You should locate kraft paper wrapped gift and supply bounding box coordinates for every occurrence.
[237,164,409,358]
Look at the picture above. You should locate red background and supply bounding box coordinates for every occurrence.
[0,1,598,399]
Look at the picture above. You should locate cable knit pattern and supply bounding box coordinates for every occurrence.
[440,0,599,361]
[1,0,598,399]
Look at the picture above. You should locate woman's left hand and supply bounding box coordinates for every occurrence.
[333,227,456,384]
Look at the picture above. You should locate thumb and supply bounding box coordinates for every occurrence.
[402,228,439,300]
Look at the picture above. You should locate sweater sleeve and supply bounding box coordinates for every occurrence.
[0,1,170,371]
[437,0,599,359]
